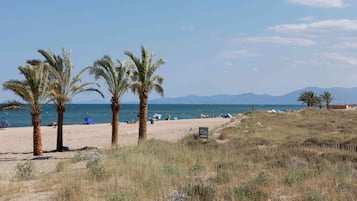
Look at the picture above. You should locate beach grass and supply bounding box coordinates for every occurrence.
[1,109,357,200]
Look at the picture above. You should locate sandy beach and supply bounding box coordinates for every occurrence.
[0,118,230,179]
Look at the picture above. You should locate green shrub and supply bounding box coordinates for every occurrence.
[191,163,205,173]
[255,172,268,185]
[305,191,325,201]
[328,165,350,180]
[233,184,268,201]
[57,180,86,201]
[15,161,35,180]
[284,168,311,186]
[88,162,107,180]
[163,162,181,175]
[183,183,215,201]
[215,170,232,184]
[72,150,104,164]
[337,182,354,191]
[108,193,129,201]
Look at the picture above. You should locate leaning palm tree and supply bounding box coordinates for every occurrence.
[0,100,22,111]
[33,48,104,152]
[125,46,165,144]
[298,91,319,108]
[88,55,132,145]
[320,91,334,109]
[3,63,50,156]
[0,101,23,128]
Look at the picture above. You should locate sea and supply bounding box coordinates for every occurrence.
[0,104,305,127]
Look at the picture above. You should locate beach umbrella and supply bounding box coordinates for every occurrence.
[84,117,95,125]
[0,120,10,128]
[153,113,162,120]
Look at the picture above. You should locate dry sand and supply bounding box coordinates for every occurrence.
[0,118,230,180]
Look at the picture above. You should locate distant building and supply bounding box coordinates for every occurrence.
[328,105,349,110]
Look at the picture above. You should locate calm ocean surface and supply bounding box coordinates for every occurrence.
[0,104,305,127]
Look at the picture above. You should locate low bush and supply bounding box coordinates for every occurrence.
[304,191,325,201]
[285,168,312,186]
[15,161,35,180]
[183,183,215,201]
[233,184,268,201]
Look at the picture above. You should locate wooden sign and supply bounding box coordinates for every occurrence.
[199,127,209,139]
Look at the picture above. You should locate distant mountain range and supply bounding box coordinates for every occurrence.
[149,87,357,105]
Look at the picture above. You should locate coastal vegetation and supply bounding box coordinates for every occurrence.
[32,48,103,152]
[89,55,133,145]
[298,90,334,109]
[1,45,165,152]
[125,46,166,144]
[1,110,356,200]
[3,63,51,156]
[321,91,334,109]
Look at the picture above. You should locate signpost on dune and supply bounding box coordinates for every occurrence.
[199,127,209,141]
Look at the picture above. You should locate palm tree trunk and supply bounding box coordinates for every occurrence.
[138,94,148,144]
[111,98,120,145]
[56,105,66,152]
[31,111,43,156]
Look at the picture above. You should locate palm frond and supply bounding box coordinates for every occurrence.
[3,63,51,110]
[0,100,23,111]
[126,45,165,98]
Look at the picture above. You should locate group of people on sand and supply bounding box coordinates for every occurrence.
[126,113,172,124]
[200,113,232,119]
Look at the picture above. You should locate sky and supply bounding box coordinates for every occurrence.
[1,0,357,103]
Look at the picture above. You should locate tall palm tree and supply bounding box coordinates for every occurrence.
[320,91,334,109]
[34,48,104,152]
[125,46,165,144]
[3,63,50,156]
[89,55,132,145]
[298,91,319,108]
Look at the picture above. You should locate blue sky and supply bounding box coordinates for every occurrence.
[1,0,357,103]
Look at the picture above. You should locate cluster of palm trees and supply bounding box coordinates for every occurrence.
[2,45,165,156]
[298,91,334,109]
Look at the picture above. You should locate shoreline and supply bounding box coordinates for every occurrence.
[2,117,227,129]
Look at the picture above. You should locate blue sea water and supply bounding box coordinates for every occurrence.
[0,104,305,127]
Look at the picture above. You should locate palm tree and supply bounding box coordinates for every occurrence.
[0,101,22,128]
[298,91,319,108]
[88,55,132,145]
[316,96,323,109]
[0,101,22,111]
[33,48,104,152]
[3,63,50,156]
[320,91,334,109]
[125,46,165,144]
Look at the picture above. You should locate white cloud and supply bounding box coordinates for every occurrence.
[232,36,316,46]
[323,52,357,65]
[286,0,347,8]
[269,19,357,33]
[299,16,315,22]
[218,50,260,59]
[334,42,357,49]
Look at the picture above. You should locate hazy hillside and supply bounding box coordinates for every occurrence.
[149,87,357,104]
